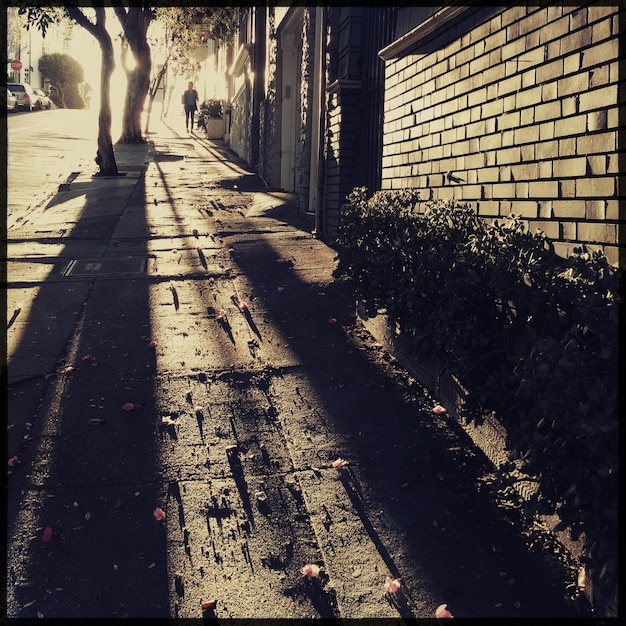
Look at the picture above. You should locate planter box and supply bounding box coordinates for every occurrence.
[205,118,224,140]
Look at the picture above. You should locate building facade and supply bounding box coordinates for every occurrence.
[379,3,622,266]
[223,3,623,266]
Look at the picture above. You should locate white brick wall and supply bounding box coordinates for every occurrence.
[381,3,623,266]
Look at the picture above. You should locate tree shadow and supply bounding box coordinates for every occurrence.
[5,142,170,618]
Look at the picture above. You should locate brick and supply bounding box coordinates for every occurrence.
[510,200,538,218]
[539,13,569,43]
[521,144,535,161]
[481,99,504,119]
[522,6,548,33]
[499,165,512,182]
[561,96,578,117]
[480,167,500,183]
[585,199,607,220]
[496,146,521,165]
[535,100,561,122]
[559,137,579,158]
[559,180,576,198]
[576,177,615,198]
[552,241,574,259]
[577,131,616,154]
[563,52,581,75]
[477,201,500,216]
[536,140,559,160]
[462,184,482,200]
[536,59,564,83]
[514,124,539,145]
[559,221,578,240]
[525,29,540,50]
[577,222,617,244]
[501,4,527,28]
[579,85,618,112]
[602,246,620,269]
[468,86,487,107]
[529,181,559,198]
[511,163,539,180]
[515,182,529,198]
[539,161,553,179]
[520,107,535,127]
[531,220,559,240]
[558,72,589,97]
[569,7,587,30]
[501,36,526,61]
[498,73,522,96]
[588,4,617,25]
[552,200,586,218]
[586,155,607,176]
[521,68,536,89]
[484,28,507,53]
[555,114,587,137]
[500,111,521,130]
[466,152,485,169]
[553,157,587,178]
[539,121,555,141]
[606,199,619,220]
[560,28,592,55]
[493,182,516,197]
[581,39,618,69]
[607,154,619,174]
[466,120,487,139]
[589,64,610,88]
[538,200,553,218]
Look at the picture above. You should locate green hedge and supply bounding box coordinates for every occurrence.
[333,187,619,604]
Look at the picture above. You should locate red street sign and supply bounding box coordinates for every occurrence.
[11,59,23,71]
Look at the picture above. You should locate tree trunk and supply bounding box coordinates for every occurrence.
[66,7,118,176]
[95,31,118,175]
[115,7,153,144]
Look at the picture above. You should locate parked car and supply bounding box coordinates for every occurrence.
[33,88,51,110]
[6,88,18,112]
[7,82,39,111]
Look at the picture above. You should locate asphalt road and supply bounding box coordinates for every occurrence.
[6,107,122,230]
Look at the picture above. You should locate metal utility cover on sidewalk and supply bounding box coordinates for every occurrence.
[61,257,147,276]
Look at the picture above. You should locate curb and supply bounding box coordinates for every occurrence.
[355,304,597,607]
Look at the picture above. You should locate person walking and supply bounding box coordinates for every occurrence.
[182,81,199,132]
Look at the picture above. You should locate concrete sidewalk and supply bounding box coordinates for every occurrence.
[5,118,587,619]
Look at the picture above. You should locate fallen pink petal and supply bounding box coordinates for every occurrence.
[8,456,20,467]
[42,526,57,542]
[153,507,166,521]
[301,563,321,578]
[332,458,349,469]
[328,318,338,324]
[192,229,199,237]
[238,301,248,312]
[148,340,157,348]
[384,576,401,594]
[277,286,285,293]
[435,603,454,618]
[202,600,217,610]
[82,354,96,361]
[433,404,447,414]
[122,402,135,412]
[216,309,227,321]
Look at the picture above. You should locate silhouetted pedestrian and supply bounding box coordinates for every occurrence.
[182,81,199,132]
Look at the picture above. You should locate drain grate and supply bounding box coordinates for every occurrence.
[61,257,147,276]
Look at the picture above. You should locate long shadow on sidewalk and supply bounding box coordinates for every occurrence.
[5,145,170,618]
[202,158,583,618]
